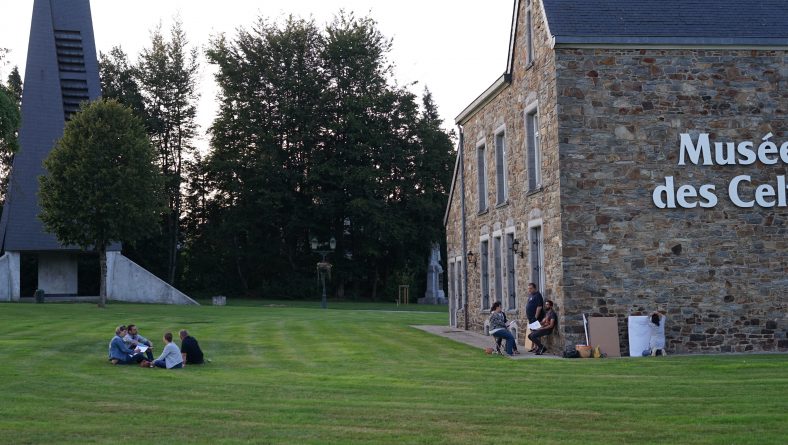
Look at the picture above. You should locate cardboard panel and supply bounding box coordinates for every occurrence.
[587,317,621,357]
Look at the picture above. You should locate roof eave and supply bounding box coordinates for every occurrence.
[553,36,788,48]
[454,73,512,126]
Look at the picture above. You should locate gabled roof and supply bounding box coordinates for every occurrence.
[543,0,788,46]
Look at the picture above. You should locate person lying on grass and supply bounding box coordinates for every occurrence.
[151,332,183,369]
[108,325,147,365]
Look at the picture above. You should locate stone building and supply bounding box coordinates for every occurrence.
[444,0,787,354]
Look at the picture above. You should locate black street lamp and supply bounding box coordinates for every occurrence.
[311,236,336,309]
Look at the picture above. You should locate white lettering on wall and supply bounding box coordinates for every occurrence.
[653,134,788,209]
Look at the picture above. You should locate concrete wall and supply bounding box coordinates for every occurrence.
[555,48,788,353]
[38,252,78,295]
[447,0,563,350]
[107,252,198,305]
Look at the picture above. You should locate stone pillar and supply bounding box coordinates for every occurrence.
[38,252,78,296]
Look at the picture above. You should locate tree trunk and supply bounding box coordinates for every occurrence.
[167,209,178,284]
[98,244,107,308]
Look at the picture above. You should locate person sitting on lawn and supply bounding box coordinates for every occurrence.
[179,329,204,366]
[528,300,557,355]
[108,325,147,365]
[123,324,154,361]
[152,332,183,369]
[489,301,516,357]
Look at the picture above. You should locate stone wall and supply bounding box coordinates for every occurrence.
[447,0,565,350]
[556,48,788,353]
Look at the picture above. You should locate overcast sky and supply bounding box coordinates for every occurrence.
[0,0,513,148]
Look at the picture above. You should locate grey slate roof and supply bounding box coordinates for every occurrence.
[542,0,788,45]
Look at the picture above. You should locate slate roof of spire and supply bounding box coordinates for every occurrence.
[541,0,788,45]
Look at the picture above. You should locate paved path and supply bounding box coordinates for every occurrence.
[412,325,560,360]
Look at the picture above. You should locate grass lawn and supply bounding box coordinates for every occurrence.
[0,303,785,444]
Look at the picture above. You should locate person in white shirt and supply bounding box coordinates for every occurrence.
[151,332,183,369]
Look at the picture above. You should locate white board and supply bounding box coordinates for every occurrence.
[628,316,656,357]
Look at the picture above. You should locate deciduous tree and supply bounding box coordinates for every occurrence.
[39,100,163,307]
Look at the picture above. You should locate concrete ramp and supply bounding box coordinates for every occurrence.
[106,252,198,305]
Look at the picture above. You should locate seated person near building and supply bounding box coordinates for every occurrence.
[152,332,183,369]
[179,329,204,365]
[528,300,557,355]
[489,302,516,357]
[108,325,147,365]
[493,310,519,354]
[123,323,154,361]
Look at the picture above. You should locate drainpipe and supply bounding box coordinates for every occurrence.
[458,125,469,331]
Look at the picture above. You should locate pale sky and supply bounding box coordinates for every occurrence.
[0,0,513,148]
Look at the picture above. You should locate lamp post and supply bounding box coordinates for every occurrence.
[311,236,336,309]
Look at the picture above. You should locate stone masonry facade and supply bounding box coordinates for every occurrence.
[447,0,564,352]
[446,0,787,354]
[556,48,787,353]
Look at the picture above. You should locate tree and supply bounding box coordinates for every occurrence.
[136,20,200,285]
[99,47,145,118]
[39,100,163,307]
[198,13,455,300]
[0,79,20,204]
[6,67,22,106]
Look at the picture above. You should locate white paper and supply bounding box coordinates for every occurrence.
[628,316,651,357]
[528,320,541,330]
[136,345,149,353]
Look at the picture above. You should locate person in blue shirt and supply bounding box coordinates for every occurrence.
[108,325,146,365]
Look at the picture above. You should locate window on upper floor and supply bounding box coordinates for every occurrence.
[525,106,542,191]
[494,129,508,205]
[477,142,488,212]
[526,0,534,65]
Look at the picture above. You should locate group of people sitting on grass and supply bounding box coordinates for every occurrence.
[108,324,204,369]
[489,283,557,357]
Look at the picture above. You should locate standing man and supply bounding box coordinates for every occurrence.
[525,283,544,352]
[124,324,154,361]
[528,300,557,355]
[179,329,204,365]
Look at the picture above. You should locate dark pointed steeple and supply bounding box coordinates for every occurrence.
[0,0,102,251]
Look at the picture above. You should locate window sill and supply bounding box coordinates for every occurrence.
[525,61,535,71]
[526,186,543,197]
[495,200,509,209]
[477,208,489,216]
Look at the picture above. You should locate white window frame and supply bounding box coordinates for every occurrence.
[526,0,534,65]
[455,256,464,310]
[476,138,488,212]
[479,235,490,311]
[525,102,542,192]
[504,226,518,311]
[492,230,504,307]
[528,219,545,294]
[494,125,508,205]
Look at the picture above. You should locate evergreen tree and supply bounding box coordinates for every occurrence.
[136,20,200,285]
[6,67,22,106]
[99,47,145,119]
[0,73,20,204]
